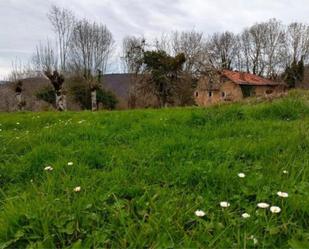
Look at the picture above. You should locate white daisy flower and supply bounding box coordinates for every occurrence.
[16,122,20,125]
[242,213,251,219]
[249,235,258,245]
[253,238,258,245]
[257,203,270,209]
[283,170,289,174]
[238,173,246,178]
[277,191,289,198]
[68,162,74,166]
[270,206,281,214]
[44,166,53,171]
[195,210,206,217]
[74,186,81,192]
[220,201,230,208]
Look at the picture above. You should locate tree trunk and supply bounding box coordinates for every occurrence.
[16,93,24,111]
[91,90,97,111]
[55,89,66,111]
[158,98,168,108]
[63,93,67,111]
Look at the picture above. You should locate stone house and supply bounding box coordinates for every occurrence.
[194,70,287,106]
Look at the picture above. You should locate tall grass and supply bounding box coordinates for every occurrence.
[0,91,309,248]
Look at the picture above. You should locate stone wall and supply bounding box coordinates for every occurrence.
[195,80,244,107]
[194,79,286,107]
[221,81,243,102]
[254,85,286,97]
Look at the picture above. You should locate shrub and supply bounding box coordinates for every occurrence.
[36,87,55,105]
[70,81,118,110]
[97,89,118,110]
[70,82,90,109]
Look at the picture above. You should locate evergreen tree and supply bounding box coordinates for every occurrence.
[284,59,305,88]
[297,58,305,83]
[143,51,186,107]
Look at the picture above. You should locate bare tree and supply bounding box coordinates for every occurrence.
[206,31,238,70]
[233,35,245,72]
[171,30,207,77]
[249,23,268,75]
[237,20,308,78]
[285,22,309,64]
[153,33,173,54]
[9,60,27,111]
[33,41,67,111]
[122,36,146,108]
[69,19,114,111]
[48,5,75,72]
[239,29,252,73]
[237,22,270,76]
[122,36,146,74]
[263,19,286,78]
[151,31,209,77]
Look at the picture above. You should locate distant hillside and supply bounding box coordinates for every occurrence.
[0,74,134,112]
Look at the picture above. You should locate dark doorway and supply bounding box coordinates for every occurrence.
[240,85,255,98]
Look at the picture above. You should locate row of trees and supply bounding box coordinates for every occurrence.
[34,6,114,111]
[11,5,115,111]
[123,19,309,81]
[121,20,309,107]
[8,6,309,111]
[207,19,309,84]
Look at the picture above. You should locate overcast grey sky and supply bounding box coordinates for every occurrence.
[1,0,309,79]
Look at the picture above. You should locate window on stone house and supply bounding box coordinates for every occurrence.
[222,92,226,98]
[208,91,212,97]
[195,91,199,97]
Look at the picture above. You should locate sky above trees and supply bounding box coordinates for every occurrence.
[1,0,309,79]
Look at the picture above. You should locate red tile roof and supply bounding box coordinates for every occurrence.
[221,70,282,86]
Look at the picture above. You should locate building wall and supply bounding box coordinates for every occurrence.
[195,80,244,107]
[194,80,286,107]
[194,88,217,107]
[254,85,286,97]
[221,81,243,102]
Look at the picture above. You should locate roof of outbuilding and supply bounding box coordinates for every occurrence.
[221,70,283,86]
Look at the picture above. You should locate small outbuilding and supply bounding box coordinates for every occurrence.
[195,70,287,106]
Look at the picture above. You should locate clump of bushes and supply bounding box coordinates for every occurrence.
[97,89,118,110]
[36,79,119,110]
[69,79,118,110]
[36,87,55,105]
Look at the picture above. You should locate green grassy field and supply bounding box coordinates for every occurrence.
[0,91,309,248]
